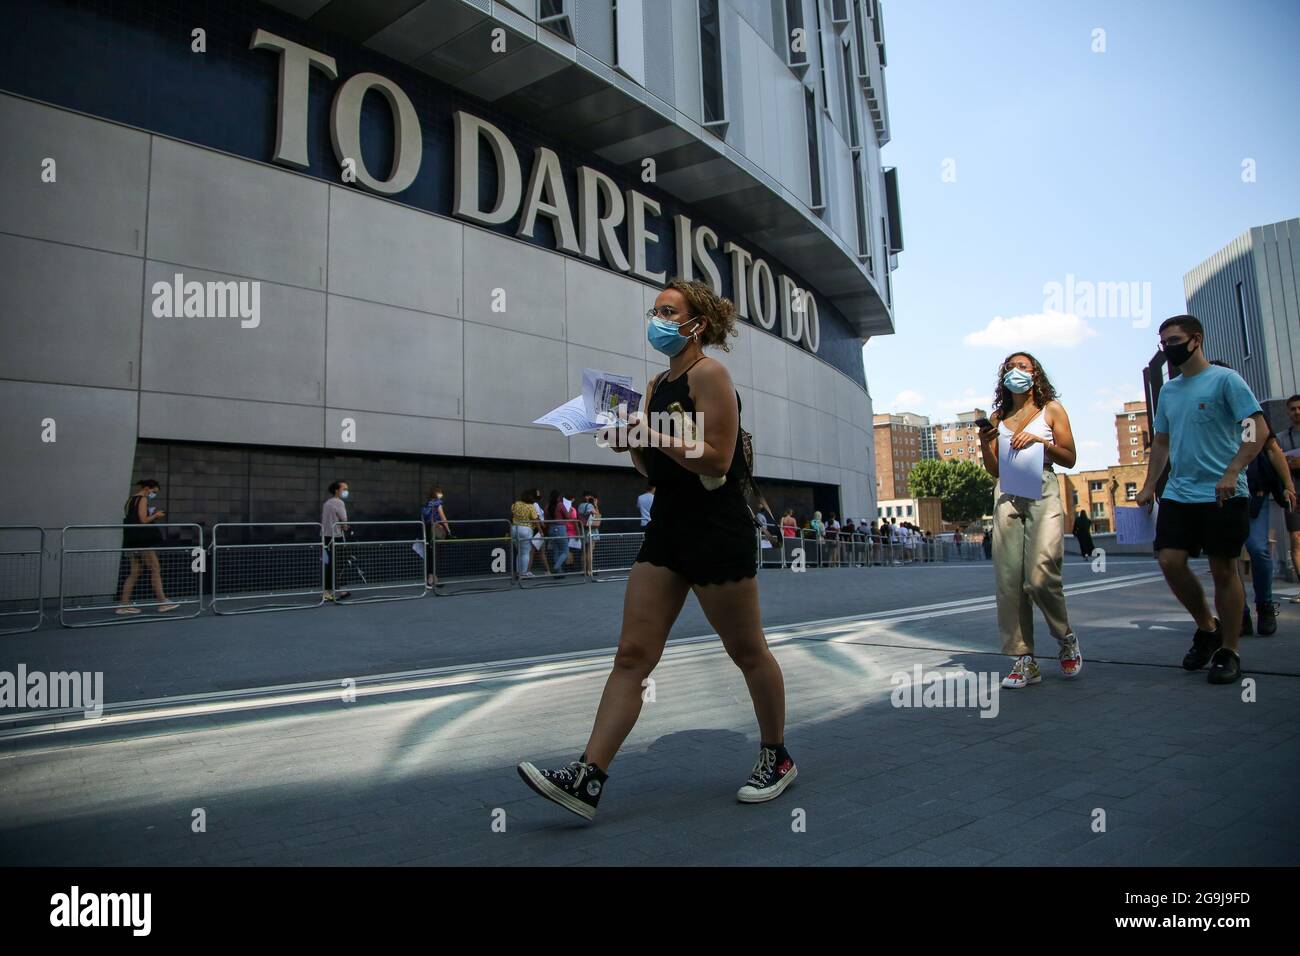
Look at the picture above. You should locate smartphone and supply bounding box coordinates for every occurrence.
[973,417,992,431]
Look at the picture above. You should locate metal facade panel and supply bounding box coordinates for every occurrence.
[1252,220,1300,399]
[574,0,616,63]
[645,0,678,105]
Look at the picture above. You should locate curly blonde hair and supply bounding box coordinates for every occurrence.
[665,278,739,352]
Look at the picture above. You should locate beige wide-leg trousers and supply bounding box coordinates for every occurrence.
[993,470,1074,657]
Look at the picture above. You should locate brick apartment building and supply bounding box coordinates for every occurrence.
[873,413,927,499]
[1115,400,1151,465]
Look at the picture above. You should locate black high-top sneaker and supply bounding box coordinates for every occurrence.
[1182,619,1222,671]
[1257,602,1278,637]
[736,744,797,803]
[517,758,607,821]
[1207,647,1242,685]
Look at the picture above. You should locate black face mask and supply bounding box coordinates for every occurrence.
[1164,339,1197,368]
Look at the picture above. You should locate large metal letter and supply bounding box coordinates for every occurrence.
[329,72,423,194]
[452,111,523,225]
[250,29,338,169]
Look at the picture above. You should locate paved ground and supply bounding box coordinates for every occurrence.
[2,555,1298,866]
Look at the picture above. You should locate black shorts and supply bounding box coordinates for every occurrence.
[635,494,757,586]
[1154,497,1250,559]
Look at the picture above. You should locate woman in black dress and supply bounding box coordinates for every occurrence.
[517,279,795,821]
[117,479,179,614]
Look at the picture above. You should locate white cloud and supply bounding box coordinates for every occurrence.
[963,310,1098,349]
[1091,383,1145,414]
[891,389,926,410]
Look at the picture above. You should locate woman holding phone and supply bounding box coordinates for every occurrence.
[516,279,795,821]
[976,352,1083,689]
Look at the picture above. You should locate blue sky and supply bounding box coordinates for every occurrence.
[864,0,1300,472]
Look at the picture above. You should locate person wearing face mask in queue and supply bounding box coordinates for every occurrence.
[976,352,1083,689]
[322,480,351,602]
[116,479,180,614]
[516,279,795,822]
[1136,316,1268,684]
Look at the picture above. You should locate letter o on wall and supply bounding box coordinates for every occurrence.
[330,72,423,194]
[800,291,820,352]
[749,258,777,330]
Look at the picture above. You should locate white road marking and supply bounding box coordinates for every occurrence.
[0,572,1166,741]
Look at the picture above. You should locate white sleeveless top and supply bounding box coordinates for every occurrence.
[998,407,1054,472]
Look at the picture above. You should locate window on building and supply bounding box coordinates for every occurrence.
[1131,450,1139,458]
[1092,503,1106,518]
[698,0,726,126]
[852,0,868,79]
[1235,280,1251,358]
[906,505,913,516]
[538,0,575,41]
[1089,480,1104,492]
[813,0,829,108]
[841,38,860,148]
[783,0,807,68]
[1125,483,1137,500]
[1130,437,1139,445]
[804,85,824,209]
[612,0,647,84]
[1128,413,1136,420]
[1129,425,1137,432]
[944,449,952,456]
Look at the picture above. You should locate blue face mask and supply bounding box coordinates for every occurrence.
[647,316,697,356]
[1003,368,1034,394]
[147,492,157,500]
[340,490,349,500]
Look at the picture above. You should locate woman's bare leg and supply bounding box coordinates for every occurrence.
[582,561,691,769]
[145,551,170,602]
[692,576,786,744]
[118,555,142,604]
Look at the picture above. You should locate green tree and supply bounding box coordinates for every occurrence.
[907,459,995,525]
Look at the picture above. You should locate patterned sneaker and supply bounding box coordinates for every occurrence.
[1058,635,1083,679]
[517,758,607,821]
[736,745,797,803]
[1001,655,1041,688]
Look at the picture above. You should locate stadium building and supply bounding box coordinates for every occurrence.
[0,0,901,547]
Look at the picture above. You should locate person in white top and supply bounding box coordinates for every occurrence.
[976,351,1082,689]
[637,484,655,527]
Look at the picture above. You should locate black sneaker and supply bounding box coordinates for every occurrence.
[736,746,797,803]
[517,758,606,821]
[1257,602,1278,637]
[1182,620,1222,671]
[1207,647,1242,685]
[1241,605,1253,637]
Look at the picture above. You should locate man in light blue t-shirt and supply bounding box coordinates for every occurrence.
[1137,315,1266,685]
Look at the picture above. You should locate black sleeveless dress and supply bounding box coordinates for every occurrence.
[122,494,163,549]
[634,360,757,585]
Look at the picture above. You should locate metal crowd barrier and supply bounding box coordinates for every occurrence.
[211,522,324,615]
[584,517,645,582]
[60,524,204,627]
[0,526,45,634]
[331,521,428,604]
[432,519,514,595]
